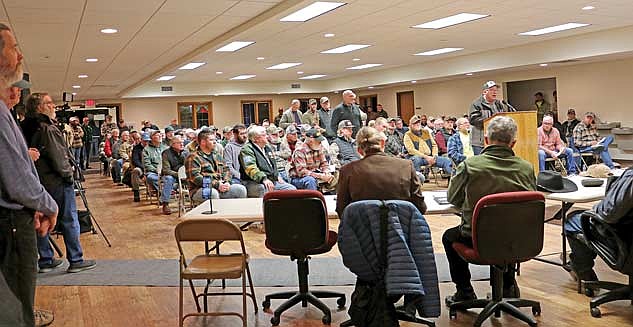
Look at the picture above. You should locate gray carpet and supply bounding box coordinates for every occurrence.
[37,254,489,287]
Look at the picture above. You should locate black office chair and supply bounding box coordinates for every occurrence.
[580,210,633,318]
[262,190,346,326]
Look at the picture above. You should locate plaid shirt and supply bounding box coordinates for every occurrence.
[572,122,599,148]
[71,125,84,149]
[385,130,404,156]
[184,149,230,196]
[289,142,328,178]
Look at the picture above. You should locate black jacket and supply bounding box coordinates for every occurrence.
[595,167,633,225]
[562,119,580,139]
[21,113,73,190]
[331,103,363,138]
[131,143,144,172]
[161,147,186,178]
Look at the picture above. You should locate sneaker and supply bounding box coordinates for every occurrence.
[445,288,477,304]
[39,258,63,273]
[67,259,97,273]
[34,308,54,327]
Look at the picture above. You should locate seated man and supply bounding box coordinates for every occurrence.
[538,115,577,174]
[443,116,537,302]
[160,135,186,214]
[130,131,148,202]
[573,111,615,169]
[239,126,296,197]
[109,130,125,184]
[384,117,405,157]
[143,130,169,196]
[564,167,633,282]
[333,120,361,166]
[267,126,291,182]
[404,115,453,175]
[447,118,474,166]
[185,128,246,201]
[288,128,335,190]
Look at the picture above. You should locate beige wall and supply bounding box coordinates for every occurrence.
[92,56,633,129]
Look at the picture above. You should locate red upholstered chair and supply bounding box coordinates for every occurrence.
[447,191,545,327]
[262,190,346,326]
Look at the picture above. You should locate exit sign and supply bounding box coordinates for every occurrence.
[85,99,95,107]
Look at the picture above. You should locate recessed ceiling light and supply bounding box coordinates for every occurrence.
[519,23,589,36]
[216,41,255,52]
[411,81,417,84]
[414,47,463,56]
[78,74,88,78]
[256,57,265,60]
[368,86,374,89]
[582,6,595,10]
[100,28,118,34]
[324,33,335,38]
[156,75,176,81]
[72,92,77,95]
[85,58,98,62]
[280,2,346,22]
[297,71,304,74]
[299,74,327,80]
[230,74,256,80]
[72,85,81,89]
[266,63,302,70]
[178,62,206,70]
[321,44,371,54]
[352,58,360,61]
[412,13,489,29]
[346,63,383,70]
[466,73,473,76]
[216,71,223,74]
[539,63,549,67]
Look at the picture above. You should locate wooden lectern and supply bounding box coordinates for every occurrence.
[483,111,539,175]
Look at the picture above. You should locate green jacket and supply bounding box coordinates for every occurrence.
[447,145,536,238]
[239,141,278,183]
[81,123,93,144]
[142,142,168,174]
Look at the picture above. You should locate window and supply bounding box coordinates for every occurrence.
[241,100,272,125]
[177,102,213,128]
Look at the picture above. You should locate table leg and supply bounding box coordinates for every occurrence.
[534,201,572,271]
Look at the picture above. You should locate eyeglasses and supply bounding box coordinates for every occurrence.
[542,122,553,125]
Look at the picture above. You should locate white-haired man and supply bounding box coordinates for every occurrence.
[279,99,303,129]
[538,115,577,174]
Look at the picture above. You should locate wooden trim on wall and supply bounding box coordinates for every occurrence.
[176,101,213,128]
[240,99,272,124]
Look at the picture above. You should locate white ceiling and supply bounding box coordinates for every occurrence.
[4,0,633,100]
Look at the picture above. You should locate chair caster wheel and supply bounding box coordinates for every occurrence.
[449,309,457,320]
[584,288,595,297]
[322,315,331,325]
[532,305,541,316]
[337,296,346,308]
[591,307,601,318]
[271,315,281,325]
[262,299,270,310]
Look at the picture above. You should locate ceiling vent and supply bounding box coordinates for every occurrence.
[291,83,301,89]
[161,86,173,92]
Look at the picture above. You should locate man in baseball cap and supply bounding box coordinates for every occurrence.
[469,80,510,154]
[289,128,335,190]
[318,96,336,140]
[334,120,361,166]
[562,108,580,145]
[573,111,615,169]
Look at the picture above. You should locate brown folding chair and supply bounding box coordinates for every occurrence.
[175,218,257,327]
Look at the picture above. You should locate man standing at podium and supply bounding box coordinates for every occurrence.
[468,81,511,155]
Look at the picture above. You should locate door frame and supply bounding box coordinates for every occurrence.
[240,99,273,124]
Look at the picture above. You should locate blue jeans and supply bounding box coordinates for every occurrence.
[191,184,248,202]
[472,145,483,155]
[71,147,82,166]
[81,143,91,169]
[146,172,159,193]
[577,135,614,168]
[538,148,577,174]
[291,176,318,190]
[244,179,297,197]
[110,158,123,183]
[408,155,453,174]
[278,170,290,183]
[37,183,84,265]
[161,175,176,204]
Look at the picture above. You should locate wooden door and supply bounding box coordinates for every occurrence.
[397,91,414,123]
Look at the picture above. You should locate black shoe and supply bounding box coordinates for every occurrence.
[67,259,97,273]
[133,190,140,202]
[445,289,477,304]
[39,258,63,273]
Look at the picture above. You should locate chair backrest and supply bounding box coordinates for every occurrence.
[471,191,545,264]
[581,210,633,274]
[175,218,243,243]
[178,165,187,180]
[263,190,328,256]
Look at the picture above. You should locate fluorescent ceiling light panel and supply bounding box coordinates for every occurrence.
[412,13,489,29]
[321,44,370,54]
[414,47,463,56]
[156,75,175,81]
[266,63,302,70]
[346,63,382,70]
[100,28,118,34]
[85,58,98,62]
[582,6,595,10]
[216,41,255,52]
[72,85,81,89]
[230,74,256,80]
[280,2,346,22]
[519,23,589,36]
[299,74,327,79]
[178,62,205,70]
[78,74,88,78]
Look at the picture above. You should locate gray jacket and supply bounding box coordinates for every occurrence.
[223,141,244,179]
[279,109,303,129]
[468,96,509,147]
[318,108,335,138]
[333,136,360,166]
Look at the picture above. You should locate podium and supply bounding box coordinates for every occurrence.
[483,111,538,175]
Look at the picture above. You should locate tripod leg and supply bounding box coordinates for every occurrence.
[49,237,63,257]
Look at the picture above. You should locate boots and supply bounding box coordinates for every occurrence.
[133,190,140,202]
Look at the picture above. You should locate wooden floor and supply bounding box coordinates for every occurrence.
[35,173,633,326]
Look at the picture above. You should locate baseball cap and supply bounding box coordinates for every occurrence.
[148,130,160,137]
[141,132,151,141]
[285,125,298,134]
[309,98,317,105]
[165,126,175,133]
[409,115,422,125]
[209,125,218,131]
[305,128,325,141]
[567,108,576,114]
[12,79,31,89]
[337,120,354,130]
[387,117,397,122]
[482,80,499,90]
[320,96,329,104]
[222,126,232,133]
[584,111,595,118]
[266,126,281,134]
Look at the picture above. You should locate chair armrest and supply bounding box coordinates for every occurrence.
[580,210,629,271]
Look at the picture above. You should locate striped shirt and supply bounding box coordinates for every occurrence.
[289,142,329,178]
[572,122,599,148]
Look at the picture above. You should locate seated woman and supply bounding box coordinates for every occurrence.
[336,126,426,217]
